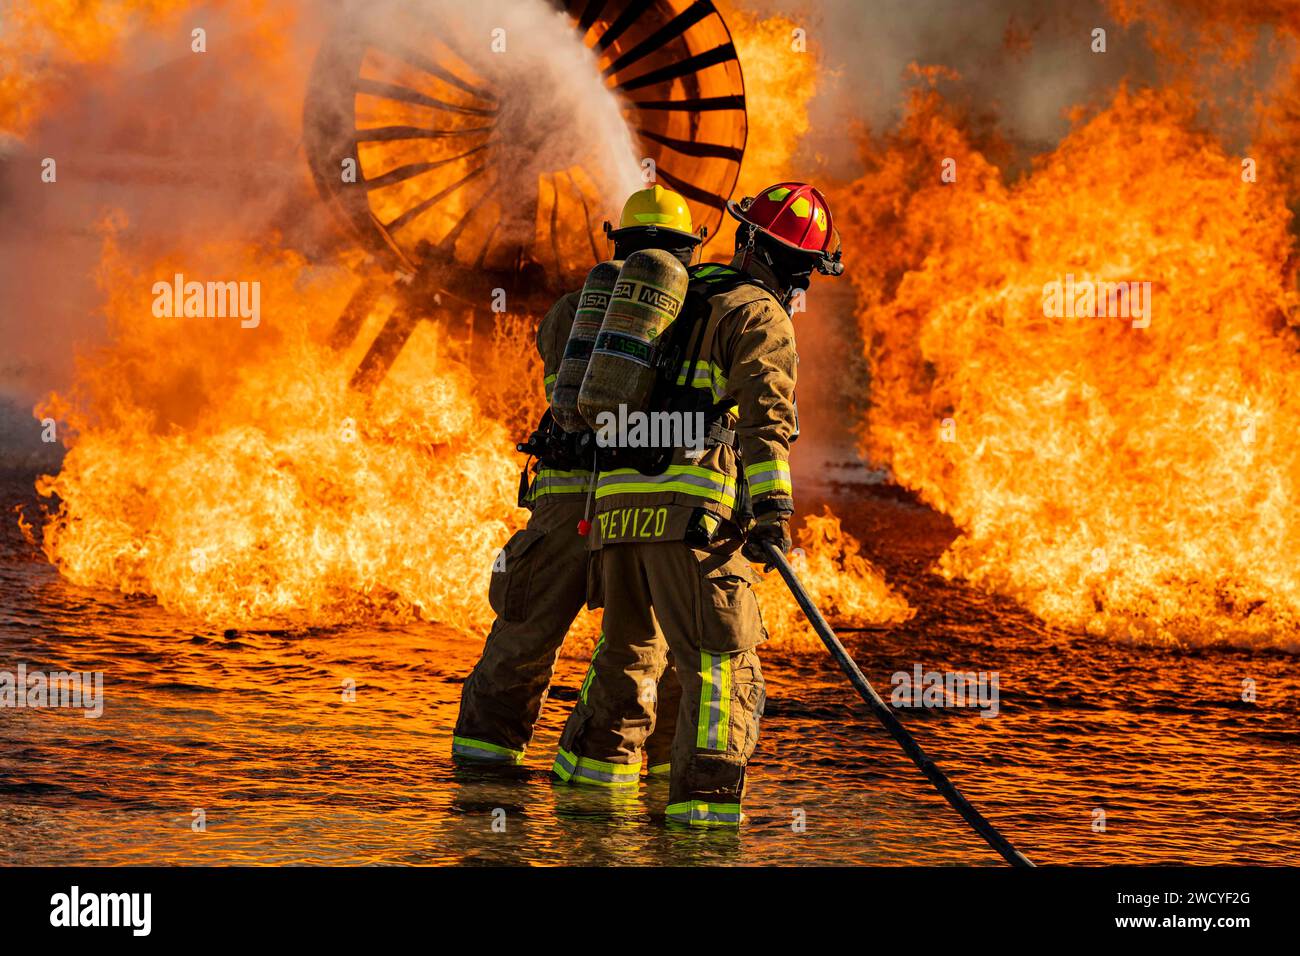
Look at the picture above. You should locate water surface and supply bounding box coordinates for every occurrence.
[2,474,1296,866]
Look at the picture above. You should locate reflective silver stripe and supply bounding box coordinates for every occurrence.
[533,473,590,489]
[743,467,788,486]
[705,652,724,749]
[531,470,592,499]
[598,469,731,495]
[571,762,638,785]
[553,749,577,777]
[453,741,518,762]
[666,801,743,825]
[695,808,741,824]
[556,748,638,785]
[675,360,727,401]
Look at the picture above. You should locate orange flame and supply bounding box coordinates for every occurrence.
[24,4,911,646]
[36,230,524,630]
[1,1,201,134]
[839,77,1300,648]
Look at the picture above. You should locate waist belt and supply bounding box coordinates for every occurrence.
[706,419,736,449]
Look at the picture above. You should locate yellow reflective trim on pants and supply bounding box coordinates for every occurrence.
[696,652,712,749]
[452,736,525,764]
[579,633,605,705]
[551,751,573,782]
[718,656,731,751]
[552,747,640,787]
[544,373,557,401]
[646,762,671,776]
[697,652,731,751]
[666,800,743,827]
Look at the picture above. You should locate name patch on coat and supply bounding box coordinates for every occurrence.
[592,506,694,546]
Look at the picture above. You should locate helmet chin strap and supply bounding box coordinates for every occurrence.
[739,221,816,312]
[740,223,757,272]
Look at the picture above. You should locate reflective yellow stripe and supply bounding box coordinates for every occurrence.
[666,800,743,827]
[744,459,790,478]
[543,372,557,400]
[579,633,605,705]
[552,747,640,787]
[745,459,792,497]
[551,751,573,782]
[697,652,731,751]
[597,480,735,508]
[696,652,713,749]
[693,265,740,283]
[597,466,736,509]
[674,359,728,402]
[646,762,671,776]
[452,736,524,764]
[529,468,592,500]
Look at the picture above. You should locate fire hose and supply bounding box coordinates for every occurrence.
[763,542,1035,868]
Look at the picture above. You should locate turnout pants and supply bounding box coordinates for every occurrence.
[454,499,680,766]
[553,540,766,826]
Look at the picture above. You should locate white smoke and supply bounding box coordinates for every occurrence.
[393,0,643,202]
[0,0,644,444]
[738,0,1165,175]
[733,0,1290,178]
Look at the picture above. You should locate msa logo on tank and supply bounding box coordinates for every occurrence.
[635,281,679,314]
[594,329,654,366]
[593,278,681,369]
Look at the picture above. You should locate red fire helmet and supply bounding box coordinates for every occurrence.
[726,182,843,275]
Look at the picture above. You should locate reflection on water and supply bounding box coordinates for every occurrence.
[1,477,1297,866]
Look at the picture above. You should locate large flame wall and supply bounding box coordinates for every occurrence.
[8,1,912,642]
[841,82,1300,648]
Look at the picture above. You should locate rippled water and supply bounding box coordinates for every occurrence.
[2,471,1297,866]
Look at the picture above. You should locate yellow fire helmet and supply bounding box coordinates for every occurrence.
[605,184,705,245]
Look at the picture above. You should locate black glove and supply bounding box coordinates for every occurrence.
[742,512,792,569]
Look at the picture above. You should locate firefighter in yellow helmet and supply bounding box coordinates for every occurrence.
[551,182,843,825]
[452,186,703,771]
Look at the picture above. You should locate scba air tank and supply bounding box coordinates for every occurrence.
[577,249,689,427]
[550,261,623,433]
